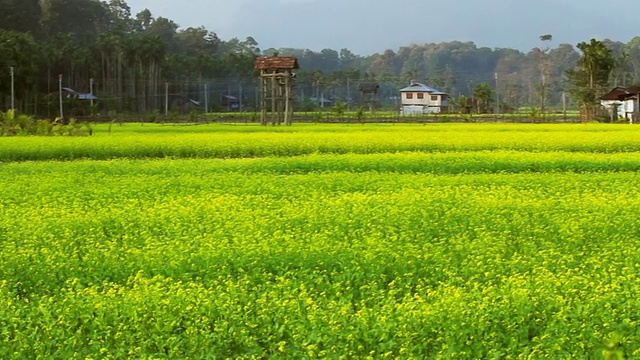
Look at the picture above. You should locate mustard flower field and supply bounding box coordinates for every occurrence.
[1,123,639,358]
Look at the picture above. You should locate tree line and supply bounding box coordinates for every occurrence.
[0,0,626,118]
[0,0,259,117]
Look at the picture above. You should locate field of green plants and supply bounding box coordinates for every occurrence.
[1,123,640,358]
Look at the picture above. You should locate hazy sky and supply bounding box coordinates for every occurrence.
[125,0,637,55]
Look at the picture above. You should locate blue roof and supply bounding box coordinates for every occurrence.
[399,82,447,95]
[62,87,98,100]
[77,93,98,100]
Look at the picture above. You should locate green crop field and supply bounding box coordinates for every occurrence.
[1,123,640,358]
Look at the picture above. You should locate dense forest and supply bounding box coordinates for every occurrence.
[0,0,636,117]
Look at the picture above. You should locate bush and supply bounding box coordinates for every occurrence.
[0,110,92,136]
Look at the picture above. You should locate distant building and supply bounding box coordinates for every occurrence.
[600,86,640,123]
[171,96,200,113]
[309,96,333,108]
[62,87,98,100]
[255,55,298,125]
[358,82,379,113]
[221,95,240,111]
[399,81,448,115]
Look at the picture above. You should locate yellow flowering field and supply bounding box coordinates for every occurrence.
[1,123,639,358]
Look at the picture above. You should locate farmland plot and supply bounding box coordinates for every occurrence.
[1,124,639,358]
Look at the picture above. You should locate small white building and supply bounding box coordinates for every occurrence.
[399,82,448,115]
[600,86,640,123]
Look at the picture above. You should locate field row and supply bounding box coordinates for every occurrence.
[2,159,640,357]
[2,123,640,161]
[4,151,640,178]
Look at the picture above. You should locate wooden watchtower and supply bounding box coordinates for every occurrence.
[358,82,379,113]
[255,56,299,125]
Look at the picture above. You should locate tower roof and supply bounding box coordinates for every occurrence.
[255,56,299,70]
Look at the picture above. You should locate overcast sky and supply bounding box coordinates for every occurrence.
[125,0,638,55]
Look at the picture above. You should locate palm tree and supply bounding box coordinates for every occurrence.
[568,39,615,120]
[577,39,614,91]
[473,82,493,113]
[138,35,165,112]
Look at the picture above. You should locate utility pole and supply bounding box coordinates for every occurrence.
[164,82,169,116]
[204,83,208,113]
[346,78,350,111]
[10,66,15,111]
[494,72,499,116]
[90,78,94,108]
[562,91,567,120]
[58,74,64,119]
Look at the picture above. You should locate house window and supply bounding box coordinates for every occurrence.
[417,93,424,99]
[406,93,413,99]
[431,95,438,101]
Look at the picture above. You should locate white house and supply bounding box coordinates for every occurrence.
[600,86,640,123]
[399,82,448,115]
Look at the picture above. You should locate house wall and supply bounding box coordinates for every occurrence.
[402,92,431,106]
[401,92,449,114]
[623,99,637,115]
[401,105,443,115]
[623,99,638,123]
[431,95,448,107]
[402,92,448,107]
[601,99,639,123]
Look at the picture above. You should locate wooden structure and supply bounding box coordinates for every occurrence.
[358,82,379,113]
[255,56,299,125]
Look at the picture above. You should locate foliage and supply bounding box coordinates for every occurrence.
[0,110,92,136]
[567,39,616,120]
[356,106,365,122]
[0,122,637,160]
[455,94,469,113]
[331,100,346,118]
[473,82,493,113]
[0,0,259,115]
[577,39,616,91]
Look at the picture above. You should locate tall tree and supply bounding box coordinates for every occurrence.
[135,9,154,32]
[577,39,614,90]
[368,49,401,78]
[0,0,41,35]
[176,27,220,56]
[567,39,615,120]
[40,0,107,43]
[614,51,631,87]
[473,82,493,113]
[494,48,525,109]
[536,34,553,114]
[623,37,640,83]
[0,30,41,111]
